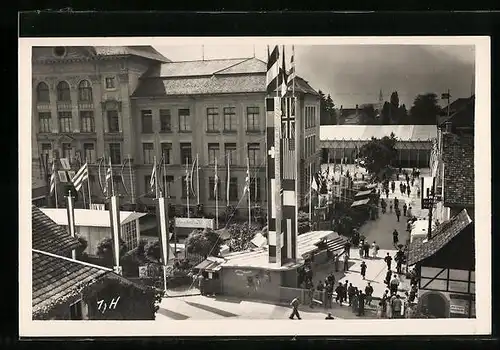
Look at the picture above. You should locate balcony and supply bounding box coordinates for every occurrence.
[36,103,51,111]
[78,102,94,110]
[56,102,72,111]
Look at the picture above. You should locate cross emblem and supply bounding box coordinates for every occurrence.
[281,99,295,139]
[268,146,276,159]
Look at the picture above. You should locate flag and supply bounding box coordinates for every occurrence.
[281,97,296,179]
[108,194,122,272]
[71,162,88,191]
[441,92,451,99]
[226,154,230,204]
[150,158,157,193]
[190,156,197,197]
[156,196,170,265]
[280,45,288,97]
[288,45,296,86]
[243,164,250,195]
[214,159,219,198]
[50,162,56,195]
[105,159,112,195]
[311,176,318,192]
[266,45,280,96]
[66,191,76,238]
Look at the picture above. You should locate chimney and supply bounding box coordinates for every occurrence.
[444,121,453,133]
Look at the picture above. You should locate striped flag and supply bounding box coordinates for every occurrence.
[71,162,88,191]
[105,159,112,195]
[108,194,122,273]
[150,158,157,193]
[288,45,296,84]
[190,156,197,198]
[280,46,288,97]
[49,162,56,195]
[266,46,280,96]
[243,164,250,195]
[281,97,296,179]
[214,158,219,198]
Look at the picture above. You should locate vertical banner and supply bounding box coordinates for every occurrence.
[266,97,278,263]
[280,97,298,262]
[66,191,77,259]
[157,196,170,266]
[108,195,122,274]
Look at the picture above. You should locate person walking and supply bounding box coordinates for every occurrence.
[358,242,364,258]
[343,253,349,271]
[393,229,399,246]
[407,206,413,218]
[395,249,405,274]
[384,253,393,270]
[357,292,366,316]
[391,295,403,319]
[384,270,393,287]
[360,261,367,280]
[391,180,395,194]
[381,290,389,318]
[342,280,349,304]
[333,253,339,272]
[343,240,351,258]
[403,203,407,216]
[394,197,399,210]
[395,208,401,222]
[407,186,411,197]
[289,297,302,320]
[351,289,359,314]
[390,274,400,295]
[363,241,370,258]
[371,241,377,258]
[335,282,344,306]
[365,282,374,306]
[402,183,406,196]
[389,201,393,213]
[347,283,355,306]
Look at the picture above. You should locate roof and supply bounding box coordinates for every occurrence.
[221,231,334,270]
[441,96,473,115]
[408,209,472,265]
[32,249,111,316]
[94,46,170,63]
[442,132,475,207]
[320,125,437,142]
[32,205,80,255]
[351,198,370,207]
[39,208,146,228]
[144,57,266,78]
[132,56,318,98]
[440,96,474,128]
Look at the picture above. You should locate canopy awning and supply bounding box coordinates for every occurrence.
[351,198,370,207]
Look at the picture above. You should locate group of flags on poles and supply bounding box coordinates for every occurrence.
[266,44,298,266]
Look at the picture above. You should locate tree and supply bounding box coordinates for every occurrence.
[380,101,391,125]
[185,228,221,258]
[359,133,398,178]
[75,235,88,260]
[227,222,261,252]
[297,211,312,234]
[325,94,337,125]
[319,90,337,125]
[96,237,128,266]
[145,240,162,263]
[409,93,441,125]
[361,104,377,125]
[398,104,410,124]
[390,91,400,109]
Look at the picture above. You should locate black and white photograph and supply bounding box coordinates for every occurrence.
[19,36,490,336]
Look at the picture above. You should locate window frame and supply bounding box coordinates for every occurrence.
[142,143,155,165]
[247,143,260,167]
[223,106,237,132]
[61,142,72,160]
[107,110,120,133]
[229,177,238,201]
[83,142,95,163]
[78,80,93,102]
[109,143,122,164]
[105,76,116,90]
[80,111,95,133]
[180,143,192,165]
[141,110,153,134]
[38,112,52,133]
[58,111,72,133]
[208,176,221,200]
[246,106,260,132]
[159,109,172,132]
[178,108,191,132]
[56,81,71,102]
[206,107,219,132]
[160,142,172,165]
[36,82,50,103]
[207,143,220,165]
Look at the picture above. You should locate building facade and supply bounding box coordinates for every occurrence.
[32,48,321,217]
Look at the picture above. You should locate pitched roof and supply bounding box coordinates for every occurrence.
[32,205,80,255]
[441,96,473,115]
[440,97,474,128]
[132,73,317,97]
[408,209,472,265]
[442,132,474,207]
[39,208,146,227]
[32,249,111,316]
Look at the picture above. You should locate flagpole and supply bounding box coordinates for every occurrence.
[128,154,135,205]
[226,153,230,206]
[54,165,59,209]
[186,158,190,218]
[86,158,92,209]
[247,157,251,228]
[215,157,219,229]
[163,154,167,200]
[309,163,312,222]
[276,46,279,98]
[292,45,295,98]
[196,153,200,205]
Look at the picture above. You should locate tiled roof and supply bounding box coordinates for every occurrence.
[94,46,171,63]
[132,74,317,97]
[32,205,80,255]
[408,209,472,265]
[442,132,474,207]
[32,250,111,316]
[440,97,474,128]
[441,96,473,115]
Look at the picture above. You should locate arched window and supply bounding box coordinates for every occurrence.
[56,81,71,102]
[78,80,93,102]
[36,82,50,103]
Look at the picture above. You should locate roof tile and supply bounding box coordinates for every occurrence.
[32,205,80,255]
[408,209,472,265]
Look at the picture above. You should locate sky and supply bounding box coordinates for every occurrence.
[155,44,475,108]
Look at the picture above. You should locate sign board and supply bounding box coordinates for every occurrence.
[58,171,68,183]
[175,217,214,229]
[448,280,469,294]
[60,158,71,170]
[91,204,106,211]
[450,304,467,315]
[421,198,433,209]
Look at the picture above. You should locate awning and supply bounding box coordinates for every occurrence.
[355,189,373,197]
[351,198,370,207]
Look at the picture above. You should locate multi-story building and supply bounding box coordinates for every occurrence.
[31,47,321,217]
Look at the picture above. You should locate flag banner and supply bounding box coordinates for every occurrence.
[108,195,122,271]
[226,155,230,204]
[280,45,288,97]
[266,46,280,96]
[243,166,250,195]
[60,158,71,170]
[71,162,88,191]
[288,45,296,83]
[58,171,68,183]
[156,196,170,266]
[281,97,296,179]
[311,177,318,192]
[66,192,76,238]
[266,97,278,263]
[150,160,157,194]
[105,160,112,195]
[214,165,219,198]
[50,162,56,195]
[120,159,131,196]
